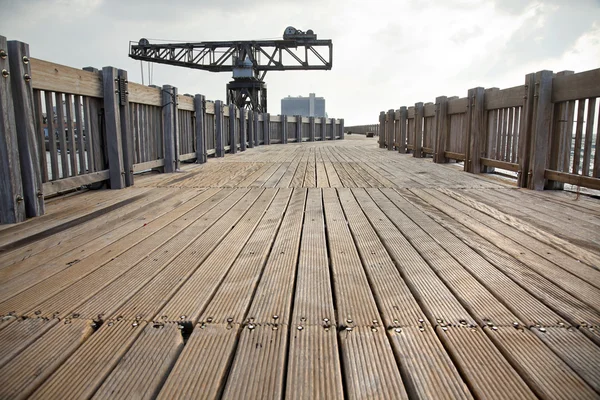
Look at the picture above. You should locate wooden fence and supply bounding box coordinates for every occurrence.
[344,124,380,136]
[0,35,344,224]
[379,68,600,191]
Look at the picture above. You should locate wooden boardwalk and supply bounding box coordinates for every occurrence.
[0,135,599,399]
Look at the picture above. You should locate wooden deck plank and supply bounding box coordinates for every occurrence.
[485,326,597,400]
[286,188,343,399]
[156,190,291,399]
[323,188,409,399]
[109,188,263,322]
[0,188,190,285]
[417,189,600,309]
[438,187,600,270]
[0,319,94,399]
[221,189,306,399]
[0,189,217,312]
[378,188,568,327]
[336,189,471,399]
[0,187,175,269]
[30,320,146,400]
[405,189,600,327]
[356,188,521,327]
[1,135,599,399]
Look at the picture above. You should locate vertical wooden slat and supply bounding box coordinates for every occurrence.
[339,118,344,140]
[379,111,385,148]
[54,92,68,177]
[466,87,485,173]
[89,97,104,171]
[582,97,596,176]
[215,100,224,157]
[506,107,514,163]
[44,91,59,179]
[82,96,94,173]
[386,109,394,151]
[296,115,302,143]
[132,103,139,164]
[413,102,424,158]
[162,85,177,170]
[264,112,270,145]
[0,35,25,223]
[529,70,553,190]
[398,106,408,154]
[102,66,125,188]
[64,94,77,176]
[321,116,326,141]
[281,114,288,144]
[309,116,315,142]
[118,69,133,186]
[194,94,206,163]
[240,107,247,151]
[487,109,498,161]
[7,40,44,216]
[74,95,85,173]
[518,73,535,187]
[572,100,585,175]
[247,110,254,149]
[511,107,521,163]
[434,97,448,163]
[594,103,600,178]
[497,108,505,161]
[229,104,237,154]
[33,90,48,182]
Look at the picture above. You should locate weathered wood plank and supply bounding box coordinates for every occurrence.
[0,35,25,223]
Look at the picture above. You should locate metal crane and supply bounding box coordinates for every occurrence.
[129,27,333,112]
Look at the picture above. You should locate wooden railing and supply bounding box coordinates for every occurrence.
[345,124,379,136]
[0,35,344,224]
[380,68,600,191]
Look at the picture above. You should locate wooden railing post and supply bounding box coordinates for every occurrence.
[434,96,448,163]
[247,111,255,149]
[321,117,326,141]
[517,73,536,187]
[7,40,44,217]
[263,112,270,145]
[0,35,26,223]
[296,115,302,142]
[379,111,385,148]
[240,107,247,151]
[102,67,126,188]
[117,69,134,186]
[215,100,224,157]
[194,94,206,163]
[529,70,553,190]
[309,116,315,141]
[161,84,177,170]
[465,88,484,172]
[413,102,424,158]
[229,104,237,154]
[253,111,259,147]
[281,115,288,144]
[386,109,395,150]
[172,86,180,170]
[398,106,408,153]
[339,118,344,140]
[546,71,574,190]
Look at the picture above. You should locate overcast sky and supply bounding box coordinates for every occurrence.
[3,0,600,125]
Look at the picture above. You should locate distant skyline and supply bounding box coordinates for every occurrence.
[3,0,600,125]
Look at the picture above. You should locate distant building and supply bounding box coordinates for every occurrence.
[281,93,326,117]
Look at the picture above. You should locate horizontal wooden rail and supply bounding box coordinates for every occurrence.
[545,170,600,190]
[481,158,519,172]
